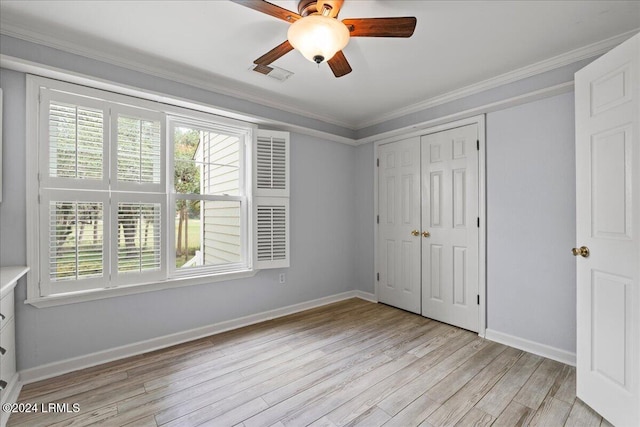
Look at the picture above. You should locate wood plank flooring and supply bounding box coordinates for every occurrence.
[7,299,606,427]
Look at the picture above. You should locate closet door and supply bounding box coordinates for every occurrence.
[378,137,421,314]
[421,124,479,331]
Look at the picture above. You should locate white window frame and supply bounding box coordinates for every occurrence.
[167,115,252,278]
[25,76,291,308]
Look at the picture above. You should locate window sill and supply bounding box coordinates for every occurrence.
[25,269,258,308]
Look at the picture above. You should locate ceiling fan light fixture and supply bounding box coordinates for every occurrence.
[287,14,350,64]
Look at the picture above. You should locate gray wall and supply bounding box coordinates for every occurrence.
[0,68,358,370]
[486,92,576,352]
[354,143,374,293]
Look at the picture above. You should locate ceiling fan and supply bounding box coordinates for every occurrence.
[231,0,417,77]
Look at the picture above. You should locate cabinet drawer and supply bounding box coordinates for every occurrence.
[0,317,17,403]
[0,289,14,332]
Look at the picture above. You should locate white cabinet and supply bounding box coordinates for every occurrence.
[0,266,28,427]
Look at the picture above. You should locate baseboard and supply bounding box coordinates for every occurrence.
[19,291,375,384]
[484,329,576,366]
[353,290,377,303]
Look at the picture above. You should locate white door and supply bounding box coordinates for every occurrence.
[575,33,639,427]
[378,137,421,314]
[421,124,479,332]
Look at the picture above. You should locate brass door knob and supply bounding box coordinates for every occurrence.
[422,231,430,238]
[572,246,590,258]
[411,230,420,236]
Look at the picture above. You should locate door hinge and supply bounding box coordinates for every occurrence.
[377,215,379,224]
[376,158,379,167]
[377,273,380,281]
[477,294,480,305]
[477,217,480,228]
[477,140,480,150]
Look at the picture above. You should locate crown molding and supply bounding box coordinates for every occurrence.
[0,54,358,147]
[354,28,640,130]
[0,19,356,131]
[2,17,637,135]
[355,81,574,146]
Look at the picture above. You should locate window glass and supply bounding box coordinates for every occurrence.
[173,124,244,271]
[174,127,240,196]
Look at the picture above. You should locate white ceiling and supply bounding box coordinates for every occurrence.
[1,1,639,129]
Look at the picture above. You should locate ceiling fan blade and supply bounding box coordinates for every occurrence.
[253,64,274,75]
[230,0,301,23]
[328,51,352,78]
[254,40,294,66]
[342,17,417,37]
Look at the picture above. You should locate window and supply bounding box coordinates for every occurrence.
[27,77,289,305]
[169,119,248,275]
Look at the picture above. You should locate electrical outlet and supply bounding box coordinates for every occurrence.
[279,273,286,284]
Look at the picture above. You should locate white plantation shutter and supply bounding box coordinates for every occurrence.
[111,107,165,284]
[117,203,162,271]
[48,201,104,280]
[38,88,167,295]
[49,103,103,179]
[111,105,165,192]
[255,198,289,269]
[255,131,289,197]
[40,89,109,190]
[39,191,110,296]
[254,130,290,269]
[112,194,166,286]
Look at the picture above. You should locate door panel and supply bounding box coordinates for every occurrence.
[591,125,632,239]
[421,124,479,332]
[575,33,639,426]
[378,137,421,313]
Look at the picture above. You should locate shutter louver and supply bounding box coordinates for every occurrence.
[254,130,290,269]
[117,202,162,274]
[254,198,289,269]
[117,115,162,184]
[49,201,104,281]
[255,131,289,197]
[257,205,287,261]
[49,102,103,180]
[257,135,286,190]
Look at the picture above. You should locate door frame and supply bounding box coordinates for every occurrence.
[373,114,487,336]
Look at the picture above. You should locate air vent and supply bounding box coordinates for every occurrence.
[250,64,294,82]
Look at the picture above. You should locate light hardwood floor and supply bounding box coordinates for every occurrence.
[8,299,607,427]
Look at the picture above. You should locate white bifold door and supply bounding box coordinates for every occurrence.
[378,137,422,314]
[574,33,639,426]
[421,125,479,332]
[378,124,480,332]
